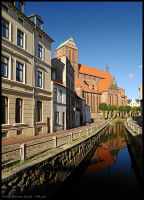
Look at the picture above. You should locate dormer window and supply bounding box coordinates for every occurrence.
[2,3,9,12]
[36,18,42,29]
[28,14,43,30]
[16,2,23,12]
[29,16,35,23]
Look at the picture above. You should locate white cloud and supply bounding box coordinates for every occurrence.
[128,73,134,79]
[139,65,142,69]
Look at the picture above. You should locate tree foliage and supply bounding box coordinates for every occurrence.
[98,103,140,119]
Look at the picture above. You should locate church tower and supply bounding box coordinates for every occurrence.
[54,38,79,78]
[106,64,109,73]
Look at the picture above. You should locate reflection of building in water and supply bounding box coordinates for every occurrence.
[85,127,126,174]
[110,149,120,162]
[102,135,126,151]
[85,147,115,173]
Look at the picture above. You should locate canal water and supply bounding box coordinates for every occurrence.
[51,123,143,200]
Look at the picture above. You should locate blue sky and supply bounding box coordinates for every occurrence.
[25,1,142,99]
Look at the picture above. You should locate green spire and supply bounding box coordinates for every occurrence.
[56,38,72,50]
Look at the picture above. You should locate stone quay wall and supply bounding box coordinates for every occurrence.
[2,121,109,198]
[124,119,143,179]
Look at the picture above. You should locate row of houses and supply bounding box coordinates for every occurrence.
[1,1,91,139]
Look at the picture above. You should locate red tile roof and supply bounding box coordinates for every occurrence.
[75,78,100,94]
[79,64,112,79]
[76,64,127,97]
[78,64,114,92]
[52,80,66,88]
[98,76,113,92]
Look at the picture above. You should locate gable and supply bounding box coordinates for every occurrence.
[109,79,119,90]
[66,38,78,49]
[56,38,77,50]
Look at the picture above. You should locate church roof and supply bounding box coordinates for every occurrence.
[98,77,113,92]
[79,64,112,79]
[75,78,100,94]
[76,65,126,95]
[76,63,115,93]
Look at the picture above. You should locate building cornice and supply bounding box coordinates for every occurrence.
[34,93,52,100]
[6,2,54,43]
[34,87,52,95]
[2,37,33,59]
[2,39,52,69]
[2,87,33,97]
[34,56,52,69]
[53,102,66,107]
[2,78,33,90]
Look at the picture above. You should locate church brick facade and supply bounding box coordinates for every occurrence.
[54,38,127,116]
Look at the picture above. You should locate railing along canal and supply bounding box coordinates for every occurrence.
[126,118,142,135]
[2,120,109,168]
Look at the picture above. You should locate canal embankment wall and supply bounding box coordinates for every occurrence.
[124,118,142,150]
[2,120,110,197]
[124,118,143,180]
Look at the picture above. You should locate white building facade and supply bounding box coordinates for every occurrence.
[86,104,91,124]
[128,99,140,107]
[52,81,66,132]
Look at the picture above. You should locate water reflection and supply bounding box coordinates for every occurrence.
[78,123,142,199]
[85,123,127,174]
[51,123,143,200]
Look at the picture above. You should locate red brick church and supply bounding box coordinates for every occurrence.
[54,38,127,116]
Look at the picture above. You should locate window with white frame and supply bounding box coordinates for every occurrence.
[2,96,8,124]
[54,88,57,102]
[17,29,24,47]
[37,70,42,87]
[37,101,42,122]
[36,18,42,29]
[15,98,22,123]
[1,18,9,39]
[16,62,23,82]
[1,56,8,78]
[55,111,59,125]
[59,90,62,103]
[37,44,42,59]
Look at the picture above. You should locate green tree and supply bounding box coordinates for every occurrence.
[107,104,112,119]
[98,103,108,119]
[131,106,137,118]
[136,106,141,116]
[119,106,124,118]
[115,105,119,118]
[124,105,131,117]
[111,105,117,119]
